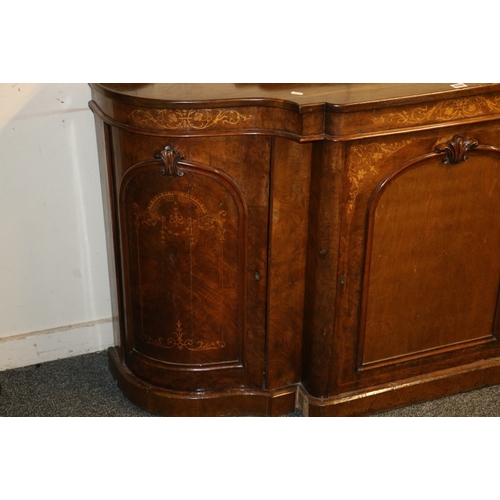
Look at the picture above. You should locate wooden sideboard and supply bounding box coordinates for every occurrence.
[90,83,500,416]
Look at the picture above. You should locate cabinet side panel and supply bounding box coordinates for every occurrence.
[93,116,124,352]
[266,137,312,389]
[301,141,344,396]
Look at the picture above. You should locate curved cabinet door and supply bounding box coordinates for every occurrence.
[118,147,263,392]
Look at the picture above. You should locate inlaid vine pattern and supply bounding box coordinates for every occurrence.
[373,96,500,127]
[347,140,412,214]
[129,108,252,130]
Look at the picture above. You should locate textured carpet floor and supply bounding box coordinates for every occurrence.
[1,350,500,416]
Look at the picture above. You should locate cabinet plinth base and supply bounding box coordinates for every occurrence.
[300,357,500,416]
[107,347,297,417]
[109,347,500,416]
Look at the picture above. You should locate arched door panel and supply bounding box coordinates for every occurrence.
[119,146,255,390]
[359,139,500,370]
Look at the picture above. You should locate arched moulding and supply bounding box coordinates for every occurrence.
[118,145,248,372]
[356,138,500,371]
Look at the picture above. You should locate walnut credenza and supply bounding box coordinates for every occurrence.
[90,83,500,416]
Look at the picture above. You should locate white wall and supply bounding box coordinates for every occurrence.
[0,83,113,370]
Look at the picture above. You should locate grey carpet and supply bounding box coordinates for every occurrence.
[1,350,499,416]
[0,350,155,417]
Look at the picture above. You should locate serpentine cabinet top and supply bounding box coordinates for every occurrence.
[89,83,500,140]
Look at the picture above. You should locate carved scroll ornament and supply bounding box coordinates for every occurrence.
[156,145,184,177]
[435,135,478,164]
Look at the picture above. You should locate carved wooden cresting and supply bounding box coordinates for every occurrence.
[156,145,184,176]
[435,134,479,164]
[90,83,500,417]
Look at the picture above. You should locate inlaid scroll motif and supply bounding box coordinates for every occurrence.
[129,108,252,130]
[374,96,500,126]
[435,135,478,165]
[132,191,226,245]
[142,320,226,351]
[347,140,412,214]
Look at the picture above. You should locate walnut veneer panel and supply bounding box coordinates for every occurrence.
[361,151,500,367]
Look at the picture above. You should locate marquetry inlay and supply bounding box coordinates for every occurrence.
[374,96,500,127]
[129,108,252,130]
[141,320,226,351]
[133,190,226,245]
[347,140,412,213]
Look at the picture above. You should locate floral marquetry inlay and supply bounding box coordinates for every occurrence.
[347,140,412,214]
[374,96,500,127]
[141,321,227,351]
[133,188,230,354]
[132,190,226,245]
[129,108,252,130]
